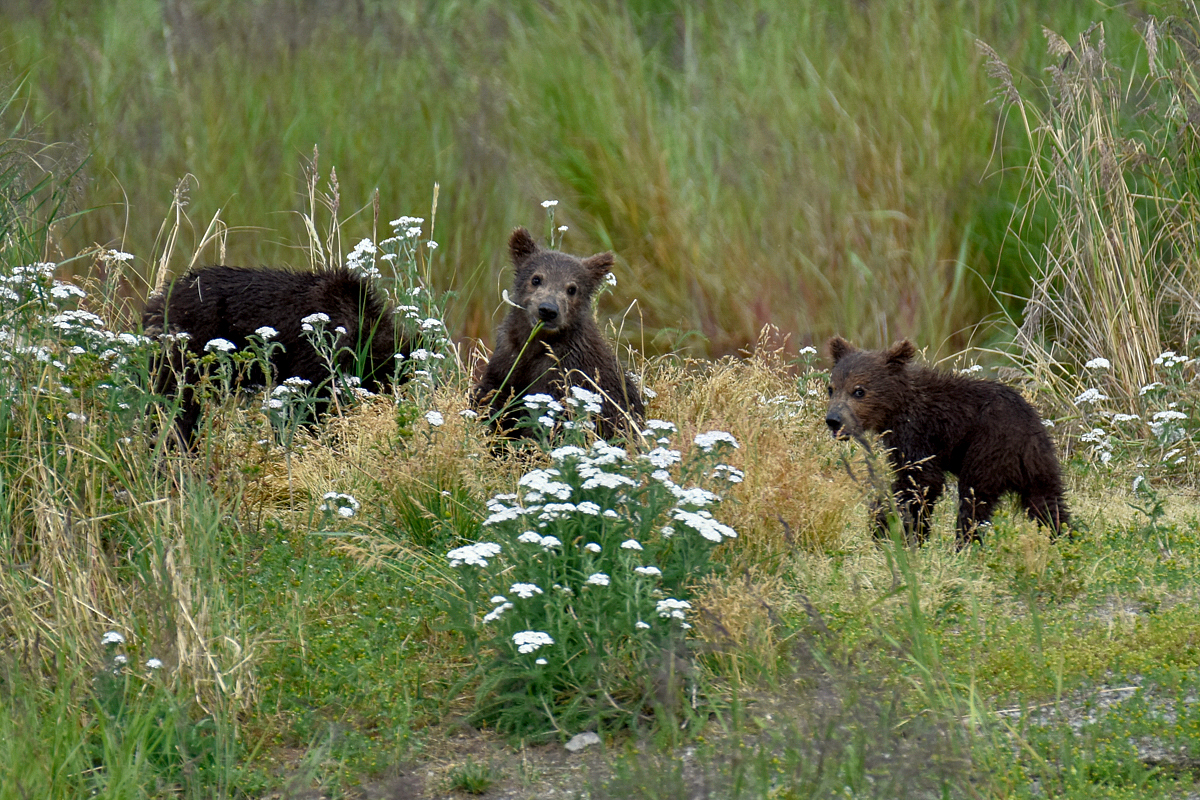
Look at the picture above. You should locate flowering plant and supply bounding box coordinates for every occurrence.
[443,417,743,737]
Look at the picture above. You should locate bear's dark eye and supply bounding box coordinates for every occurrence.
[531,276,542,287]
[567,285,577,296]
[827,385,833,397]
[853,387,866,399]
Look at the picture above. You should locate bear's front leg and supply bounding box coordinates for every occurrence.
[871,466,944,544]
[955,484,1000,547]
[893,464,945,543]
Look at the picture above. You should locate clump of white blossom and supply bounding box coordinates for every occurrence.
[442,414,741,732]
[321,492,361,519]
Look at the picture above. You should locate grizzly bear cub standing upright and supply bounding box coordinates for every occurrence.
[474,227,644,439]
[825,336,1068,545]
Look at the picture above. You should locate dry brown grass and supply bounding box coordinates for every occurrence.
[0,410,261,716]
[644,332,860,567]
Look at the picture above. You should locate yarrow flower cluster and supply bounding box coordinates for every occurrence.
[656,598,692,621]
[321,492,361,518]
[1154,350,1190,369]
[513,630,554,654]
[447,542,502,568]
[1073,388,1110,405]
[694,430,739,452]
[345,238,382,280]
[443,414,741,731]
[1150,409,1188,445]
[204,338,236,353]
[300,312,330,333]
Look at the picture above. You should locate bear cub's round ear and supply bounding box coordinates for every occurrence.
[885,339,917,367]
[509,227,540,266]
[582,251,615,282]
[827,336,856,363]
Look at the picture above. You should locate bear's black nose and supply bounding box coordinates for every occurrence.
[825,415,843,435]
[537,302,559,322]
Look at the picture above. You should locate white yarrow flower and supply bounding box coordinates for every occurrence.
[513,630,554,654]
[51,283,87,299]
[483,602,514,623]
[586,572,611,587]
[644,448,682,468]
[672,508,737,542]
[620,539,643,551]
[694,430,739,451]
[656,598,692,620]
[204,337,236,353]
[447,542,502,568]
[425,410,444,427]
[1085,357,1111,369]
[101,631,125,646]
[1073,388,1109,405]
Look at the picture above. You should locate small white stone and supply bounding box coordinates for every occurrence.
[565,731,602,752]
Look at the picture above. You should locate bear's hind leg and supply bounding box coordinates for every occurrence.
[1024,492,1071,538]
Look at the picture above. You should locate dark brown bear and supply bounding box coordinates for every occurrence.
[474,227,644,439]
[143,265,407,447]
[825,336,1068,545]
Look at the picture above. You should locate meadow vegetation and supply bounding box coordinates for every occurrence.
[0,0,1152,353]
[4,2,1200,799]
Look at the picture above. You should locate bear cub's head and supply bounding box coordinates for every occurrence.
[507,227,614,336]
[825,336,916,440]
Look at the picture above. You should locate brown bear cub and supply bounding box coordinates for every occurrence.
[825,336,1068,545]
[474,227,644,439]
[143,265,407,447]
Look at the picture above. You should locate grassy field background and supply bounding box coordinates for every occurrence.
[0,0,1154,354]
[6,1,1200,799]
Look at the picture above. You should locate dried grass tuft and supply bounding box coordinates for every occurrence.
[645,331,859,564]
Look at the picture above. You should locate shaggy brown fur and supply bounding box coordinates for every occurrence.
[143,265,407,447]
[825,336,1068,545]
[474,227,644,439]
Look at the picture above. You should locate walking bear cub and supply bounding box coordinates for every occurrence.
[143,265,406,447]
[824,336,1069,545]
[474,227,644,439]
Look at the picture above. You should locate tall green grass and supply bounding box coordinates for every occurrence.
[981,10,1200,411]
[0,0,1147,353]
